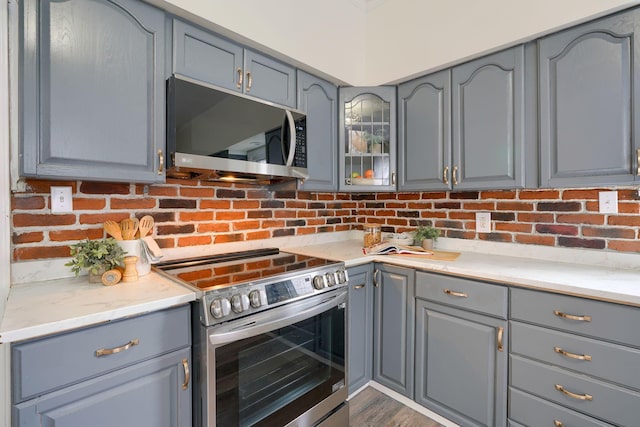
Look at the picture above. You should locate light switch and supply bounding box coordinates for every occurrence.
[51,186,73,213]
[598,191,618,214]
[476,212,491,233]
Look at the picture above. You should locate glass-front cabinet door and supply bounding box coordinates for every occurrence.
[339,87,397,191]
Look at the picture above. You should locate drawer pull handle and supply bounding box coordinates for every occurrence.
[444,289,468,298]
[182,358,190,390]
[373,269,380,288]
[497,326,504,352]
[554,346,592,361]
[553,421,564,427]
[95,339,139,357]
[354,284,365,289]
[554,384,593,401]
[553,310,591,322]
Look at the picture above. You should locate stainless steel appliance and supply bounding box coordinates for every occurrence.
[155,249,349,427]
[166,76,307,183]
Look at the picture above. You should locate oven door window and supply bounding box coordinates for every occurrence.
[215,304,345,427]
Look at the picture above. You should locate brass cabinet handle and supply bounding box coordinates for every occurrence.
[373,269,380,287]
[246,72,253,92]
[452,166,459,185]
[636,148,640,176]
[182,358,190,390]
[554,421,564,427]
[443,289,468,298]
[443,166,449,185]
[497,327,504,352]
[554,384,593,401]
[157,149,164,175]
[391,172,396,185]
[95,339,139,357]
[553,310,592,322]
[554,346,592,361]
[354,284,365,289]
[236,68,243,89]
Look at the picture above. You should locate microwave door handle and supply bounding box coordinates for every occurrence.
[283,110,296,167]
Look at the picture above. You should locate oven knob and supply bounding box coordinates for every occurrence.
[312,275,326,290]
[336,269,348,284]
[210,298,231,319]
[231,294,250,313]
[249,290,266,308]
[325,272,337,287]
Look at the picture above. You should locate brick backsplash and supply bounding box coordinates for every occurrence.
[10,179,640,262]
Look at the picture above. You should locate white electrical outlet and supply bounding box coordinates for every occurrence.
[598,191,618,214]
[51,186,73,213]
[476,212,491,233]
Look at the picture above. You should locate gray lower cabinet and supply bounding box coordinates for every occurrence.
[20,0,166,183]
[539,7,640,187]
[414,271,507,427]
[372,263,414,398]
[347,264,374,394]
[509,288,640,427]
[173,19,296,108]
[399,45,528,191]
[297,71,339,191]
[11,305,191,427]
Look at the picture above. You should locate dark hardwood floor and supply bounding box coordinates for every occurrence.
[349,387,445,427]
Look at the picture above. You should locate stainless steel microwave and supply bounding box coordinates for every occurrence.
[166,76,307,183]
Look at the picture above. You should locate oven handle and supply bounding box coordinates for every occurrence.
[208,291,347,346]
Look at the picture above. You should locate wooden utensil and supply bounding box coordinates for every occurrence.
[138,215,154,238]
[103,220,123,240]
[120,218,138,240]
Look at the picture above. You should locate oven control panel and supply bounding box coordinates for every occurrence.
[203,266,348,325]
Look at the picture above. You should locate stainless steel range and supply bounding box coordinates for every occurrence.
[155,248,349,427]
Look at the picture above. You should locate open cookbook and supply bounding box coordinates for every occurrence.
[363,242,432,255]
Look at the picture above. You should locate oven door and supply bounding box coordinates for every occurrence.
[206,289,347,427]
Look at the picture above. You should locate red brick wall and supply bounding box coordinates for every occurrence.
[10,179,640,262]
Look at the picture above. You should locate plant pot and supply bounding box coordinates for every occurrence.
[421,239,434,250]
[88,266,107,283]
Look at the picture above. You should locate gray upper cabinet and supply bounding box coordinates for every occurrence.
[297,71,338,191]
[539,8,640,187]
[173,19,296,108]
[399,46,527,191]
[339,87,397,192]
[451,46,526,190]
[398,70,451,191]
[372,263,414,398]
[20,0,166,183]
[347,264,374,394]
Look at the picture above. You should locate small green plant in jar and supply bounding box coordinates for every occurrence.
[65,238,126,282]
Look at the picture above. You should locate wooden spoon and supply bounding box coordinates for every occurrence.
[120,218,139,240]
[104,220,123,240]
[138,215,154,238]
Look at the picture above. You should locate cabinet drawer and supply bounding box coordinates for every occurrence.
[12,305,190,402]
[511,288,640,347]
[416,271,507,318]
[511,321,640,390]
[509,387,614,427]
[510,355,640,427]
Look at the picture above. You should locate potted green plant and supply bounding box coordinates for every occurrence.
[65,238,126,282]
[414,224,440,250]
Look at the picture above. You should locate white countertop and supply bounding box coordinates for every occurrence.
[0,272,195,344]
[3,231,640,344]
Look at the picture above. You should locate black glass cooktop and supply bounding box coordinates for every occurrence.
[155,248,338,291]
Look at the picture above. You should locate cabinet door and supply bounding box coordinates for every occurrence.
[452,46,525,190]
[415,300,507,427]
[339,86,397,192]
[539,8,640,187]
[347,264,374,394]
[13,349,192,427]
[245,50,296,108]
[20,0,166,183]
[297,71,338,191]
[372,264,414,398]
[172,19,243,93]
[398,70,452,191]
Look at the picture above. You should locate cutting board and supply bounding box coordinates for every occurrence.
[391,249,460,261]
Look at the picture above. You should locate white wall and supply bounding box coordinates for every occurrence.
[157,0,640,86]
